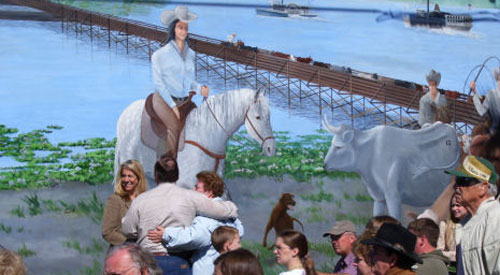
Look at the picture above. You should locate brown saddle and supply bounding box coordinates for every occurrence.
[141,92,196,156]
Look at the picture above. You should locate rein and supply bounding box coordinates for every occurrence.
[184,95,274,172]
[184,140,225,172]
[204,97,274,149]
[244,108,275,145]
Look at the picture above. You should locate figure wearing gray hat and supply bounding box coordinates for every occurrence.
[418,69,447,127]
[150,6,210,159]
[320,220,357,275]
[470,67,500,135]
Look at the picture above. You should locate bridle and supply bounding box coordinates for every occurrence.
[184,96,274,172]
[243,107,275,147]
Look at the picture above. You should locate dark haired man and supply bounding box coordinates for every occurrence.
[122,156,238,274]
[407,218,449,275]
[446,155,500,275]
[362,223,423,275]
[146,170,243,275]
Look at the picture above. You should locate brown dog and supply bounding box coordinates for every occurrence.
[262,193,304,247]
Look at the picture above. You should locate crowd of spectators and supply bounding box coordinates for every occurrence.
[95,151,500,275]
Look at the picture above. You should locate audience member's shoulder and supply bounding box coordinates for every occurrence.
[486,198,500,213]
[108,193,123,203]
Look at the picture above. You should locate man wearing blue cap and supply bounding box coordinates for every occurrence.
[446,155,500,275]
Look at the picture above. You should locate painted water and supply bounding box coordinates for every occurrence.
[0,0,499,273]
[1,0,500,144]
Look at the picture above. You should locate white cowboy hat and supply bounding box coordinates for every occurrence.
[161,6,197,26]
[426,69,441,86]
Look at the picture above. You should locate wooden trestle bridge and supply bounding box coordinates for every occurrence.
[7,0,482,133]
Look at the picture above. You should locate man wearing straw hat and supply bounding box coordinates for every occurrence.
[446,155,500,275]
[418,69,447,127]
[151,6,210,159]
[470,67,500,135]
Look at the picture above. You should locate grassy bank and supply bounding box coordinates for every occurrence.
[0,124,359,190]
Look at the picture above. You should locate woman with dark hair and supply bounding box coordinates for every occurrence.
[102,160,147,246]
[274,230,316,275]
[151,6,210,158]
[213,248,263,275]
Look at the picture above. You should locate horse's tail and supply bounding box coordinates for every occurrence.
[112,138,120,187]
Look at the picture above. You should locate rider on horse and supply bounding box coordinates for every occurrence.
[150,6,210,159]
[470,67,500,136]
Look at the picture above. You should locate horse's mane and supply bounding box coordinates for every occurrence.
[189,88,267,133]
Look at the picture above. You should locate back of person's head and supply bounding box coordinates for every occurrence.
[362,215,400,239]
[0,248,26,275]
[213,248,263,275]
[278,230,316,275]
[154,154,179,184]
[407,218,439,248]
[115,159,147,197]
[196,171,225,197]
[105,243,162,275]
[212,226,239,253]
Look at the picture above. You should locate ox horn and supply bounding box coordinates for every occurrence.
[322,115,340,134]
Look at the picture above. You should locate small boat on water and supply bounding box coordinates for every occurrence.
[256,1,317,18]
[404,0,472,31]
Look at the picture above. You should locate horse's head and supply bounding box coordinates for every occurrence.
[245,90,276,157]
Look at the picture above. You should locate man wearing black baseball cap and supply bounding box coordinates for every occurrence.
[446,155,500,275]
[362,223,422,275]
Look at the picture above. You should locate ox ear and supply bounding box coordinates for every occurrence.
[342,130,354,144]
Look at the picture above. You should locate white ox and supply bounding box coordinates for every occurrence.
[323,118,461,221]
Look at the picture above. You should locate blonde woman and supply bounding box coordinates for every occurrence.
[102,160,147,246]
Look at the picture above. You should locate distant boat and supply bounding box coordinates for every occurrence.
[404,0,472,31]
[256,1,317,18]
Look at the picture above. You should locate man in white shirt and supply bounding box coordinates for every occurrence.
[446,155,500,275]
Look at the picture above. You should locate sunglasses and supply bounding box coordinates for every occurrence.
[455,176,481,187]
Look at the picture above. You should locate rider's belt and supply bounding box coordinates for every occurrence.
[172,96,188,102]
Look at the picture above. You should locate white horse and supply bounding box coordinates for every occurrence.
[114,88,276,189]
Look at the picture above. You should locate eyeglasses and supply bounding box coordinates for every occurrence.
[455,176,481,187]
[330,233,347,242]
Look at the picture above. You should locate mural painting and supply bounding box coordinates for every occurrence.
[0,0,499,273]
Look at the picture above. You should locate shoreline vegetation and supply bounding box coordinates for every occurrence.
[0,124,359,191]
[0,124,369,274]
